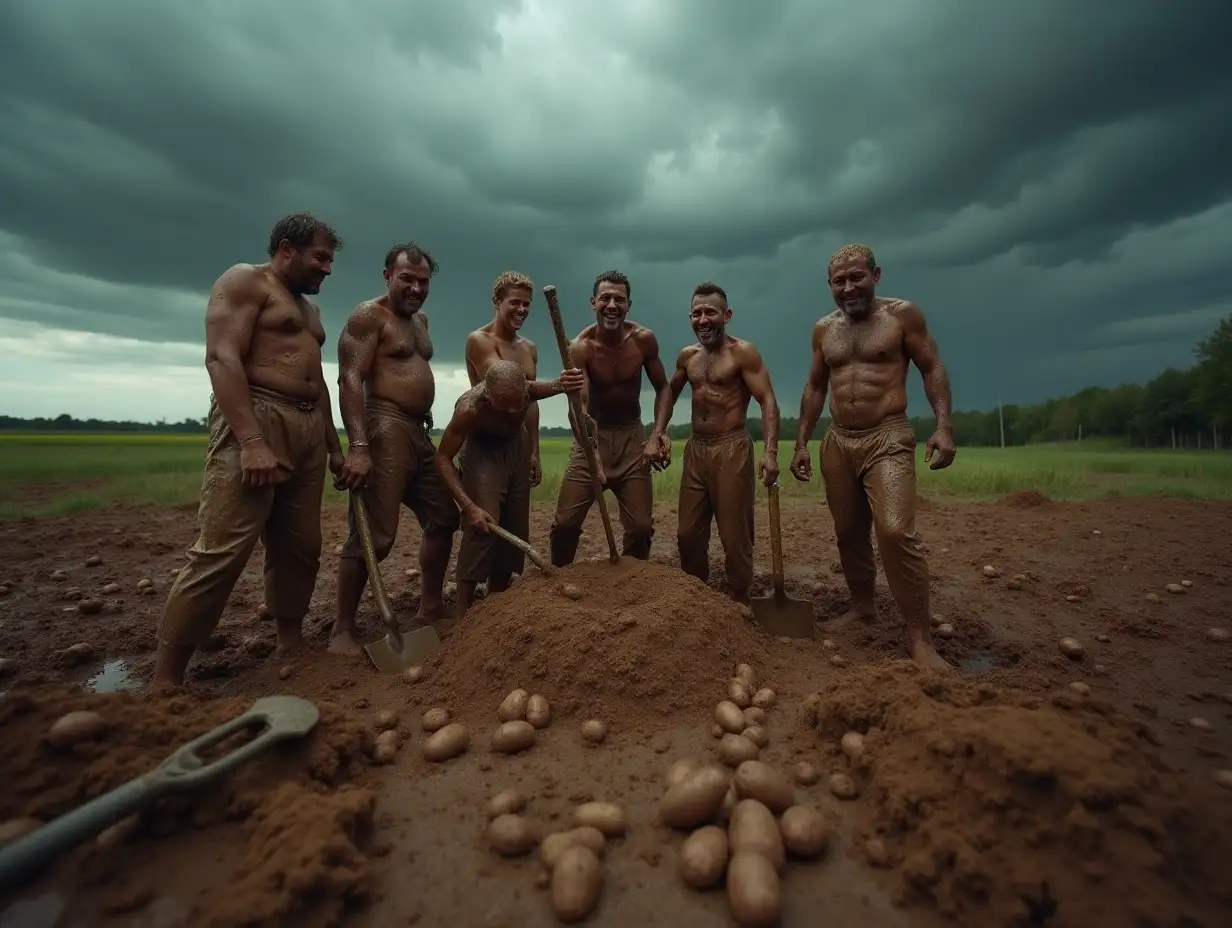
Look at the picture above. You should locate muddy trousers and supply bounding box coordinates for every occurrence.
[549,420,654,565]
[676,428,755,592]
[158,388,327,648]
[455,431,532,585]
[819,415,929,622]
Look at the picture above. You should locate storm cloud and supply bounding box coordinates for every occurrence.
[1,0,1230,425]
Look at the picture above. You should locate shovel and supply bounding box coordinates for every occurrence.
[750,483,816,639]
[348,488,442,673]
[487,522,554,576]
[0,694,319,892]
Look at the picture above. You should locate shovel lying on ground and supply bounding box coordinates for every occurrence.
[750,483,816,639]
[346,487,442,672]
[0,694,320,892]
[487,522,554,576]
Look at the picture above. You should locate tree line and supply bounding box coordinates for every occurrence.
[3,315,1228,449]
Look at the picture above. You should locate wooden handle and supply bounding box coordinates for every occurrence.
[767,483,785,596]
[351,492,398,633]
[487,523,552,574]
[542,285,619,563]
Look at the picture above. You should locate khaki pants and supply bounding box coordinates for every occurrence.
[159,386,327,647]
[454,430,531,584]
[819,414,928,619]
[676,428,755,592]
[549,420,654,565]
[339,399,460,562]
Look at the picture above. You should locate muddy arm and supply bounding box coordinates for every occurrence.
[899,302,953,434]
[203,265,267,443]
[738,343,781,456]
[649,347,690,440]
[434,401,480,513]
[336,304,381,447]
[794,320,831,450]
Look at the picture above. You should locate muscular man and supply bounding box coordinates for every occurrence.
[435,359,583,619]
[329,242,461,654]
[646,282,781,604]
[152,212,346,687]
[789,243,956,672]
[548,270,671,566]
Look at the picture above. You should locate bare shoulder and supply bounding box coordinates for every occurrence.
[677,342,703,367]
[885,298,927,330]
[452,384,483,416]
[210,262,270,300]
[344,299,384,336]
[728,336,765,366]
[630,323,660,353]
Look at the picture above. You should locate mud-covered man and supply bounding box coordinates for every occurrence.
[548,270,671,567]
[329,242,462,653]
[436,359,583,620]
[153,212,346,688]
[646,282,781,604]
[789,243,956,672]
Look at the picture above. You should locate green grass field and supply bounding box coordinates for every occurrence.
[1,432,1230,520]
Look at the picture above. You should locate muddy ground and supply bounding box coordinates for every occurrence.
[0,492,1230,927]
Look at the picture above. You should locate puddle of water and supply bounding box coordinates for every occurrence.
[0,893,63,928]
[960,652,996,675]
[86,658,138,694]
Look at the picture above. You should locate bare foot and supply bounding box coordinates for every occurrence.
[274,618,305,656]
[432,617,459,639]
[327,629,364,656]
[908,638,954,673]
[415,603,455,623]
[827,607,876,631]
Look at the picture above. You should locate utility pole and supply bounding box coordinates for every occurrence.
[998,398,1005,448]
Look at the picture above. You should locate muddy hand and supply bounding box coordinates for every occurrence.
[924,429,956,470]
[759,451,780,488]
[558,367,585,394]
[338,448,372,490]
[464,504,496,533]
[789,446,812,482]
[529,455,543,488]
[240,440,282,488]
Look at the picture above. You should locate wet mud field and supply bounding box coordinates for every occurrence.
[1,492,1230,927]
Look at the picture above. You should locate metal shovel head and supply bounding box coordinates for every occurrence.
[750,590,817,639]
[364,623,442,673]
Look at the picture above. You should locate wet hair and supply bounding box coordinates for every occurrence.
[267,212,343,258]
[592,270,631,299]
[384,242,439,275]
[691,281,728,306]
[828,243,876,271]
[484,359,527,398]
[492,270,534,303]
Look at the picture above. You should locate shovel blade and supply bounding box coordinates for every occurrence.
[364,624,442,673]
[750,594,816,639]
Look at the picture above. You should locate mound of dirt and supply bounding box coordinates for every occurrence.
[420,559,772,726]
[999,489,1052,508]
[0,682,379,926]
[805,662,1232,927]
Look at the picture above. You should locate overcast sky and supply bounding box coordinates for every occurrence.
[2,0,1230,429]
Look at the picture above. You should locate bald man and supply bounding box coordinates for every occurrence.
[435,359,583,620]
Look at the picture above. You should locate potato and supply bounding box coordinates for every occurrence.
[751,688,776,710]
[718,734,760,767]
[422,722,469,762]
[828,772,857,800]
[525,694,552,729]
[710,723,725,739]
[374,710,398,731]
[741,725,769,749]
[491,720,537,754]
[0,818,41,849]
[375,729,400,751]
[421,707,450,732]
[742,706,767,727]
[77,598,104,615]
[1069,682,1091,696]
[372,743,398,765]
[1059,637,1084,660]
[660,765,730,828]
[539,826,606,868]
[487,814,538,857]
[714,700,746,734]
[718,785,738,823]
[728,799,784,872]
[793,761,820,786]
[733,761,794,814]
[551,845,604,923]
[727,679,752,708]
[935,623,955,640]
[779,806,828,858]
[48,710,105,748]
[840,731,865,759]
[581,719,608,744]
[726,851,781,927]
[678,825,728,889]
[402,665,424,684]
[664,758,701,790]
[734,663,756,689]
[498,688,530,721]
[487,787,527,819]
[573,802,626,837]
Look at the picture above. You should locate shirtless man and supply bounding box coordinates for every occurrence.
[436,359,583,619]
[329,242,462,654]
[152,212,346,688]
[646,282,781,604]
[789,243,956,672]
[548,270,671,566]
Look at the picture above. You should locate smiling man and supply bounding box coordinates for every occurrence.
[152,212,345,688]
[548,270,671,566]
[789,243,956,672]
[646,282,781,603]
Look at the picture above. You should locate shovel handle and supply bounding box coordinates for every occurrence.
[487,523,553,574]
[350,490,398,636]
[768,483,786,596]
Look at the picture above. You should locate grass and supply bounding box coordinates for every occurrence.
[1,431,1230,520]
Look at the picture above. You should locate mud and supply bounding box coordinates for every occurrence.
[1,493,1231,926]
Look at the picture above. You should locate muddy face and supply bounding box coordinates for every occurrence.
[494,287,532,331]
[284,233,335,295]
[592,281,630,333]
[385,254,431,315]
[689,295,730,348]
[828,257,881,319]
[484,382,527,416]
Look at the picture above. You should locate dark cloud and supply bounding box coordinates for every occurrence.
[0,0,1230,424]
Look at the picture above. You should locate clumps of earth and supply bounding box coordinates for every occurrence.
[0,682,380,925]
[802,661,1232,927]
[420,559,772,725]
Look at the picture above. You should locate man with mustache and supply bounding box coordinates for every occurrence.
[329,243,461,653]
[437,358,583,620]
[646,282,781,604]
[789,243,956,672]
[153,212,346,688]
[548,270,671,566]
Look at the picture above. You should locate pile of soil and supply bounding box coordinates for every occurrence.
[807,661,1232,927]
[420,559,771,725]
[0,682,379,926]
[999,490,1052,509]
